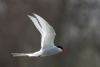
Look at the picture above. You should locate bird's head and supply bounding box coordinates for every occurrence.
[57,45,63,51]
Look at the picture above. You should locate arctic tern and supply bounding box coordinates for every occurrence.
[11,13,63,57]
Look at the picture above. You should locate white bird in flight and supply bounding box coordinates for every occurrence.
[11,13,63,57]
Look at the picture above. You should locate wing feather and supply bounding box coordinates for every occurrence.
[28,15,43,34]
[33,14,56,49]
[33,14,56,35]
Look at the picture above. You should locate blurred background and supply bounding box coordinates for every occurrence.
[0,0,97,67]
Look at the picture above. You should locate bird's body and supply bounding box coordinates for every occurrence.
[11,13,63,57]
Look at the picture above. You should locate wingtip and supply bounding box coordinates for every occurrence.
[32,13,39,17]
[27,13,38,18]
[11,53,18,57]
[27,15,32,18]
[32,13,36,15]
[11,53,24,57]
[27,15,36,20]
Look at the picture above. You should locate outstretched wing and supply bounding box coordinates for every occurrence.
[11,53,32,57]
[33,14,56,49]
[33,14,56,35]
[11,51,41,57]
[28,15,43,34]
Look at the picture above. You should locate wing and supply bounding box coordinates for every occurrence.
[33,14,56,49]
[41,32,56,49]
[11,53,32,57]
[11,52,40,57]
[28,15,43,34]
[33,14,56,35]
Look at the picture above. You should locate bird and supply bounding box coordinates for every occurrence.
[11,13,63,57]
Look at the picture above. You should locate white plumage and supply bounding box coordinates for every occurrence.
[11,14,63,57]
